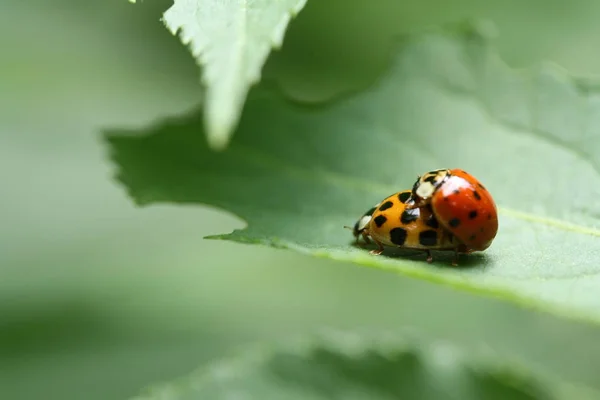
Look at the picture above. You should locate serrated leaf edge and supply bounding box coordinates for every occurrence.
[162,0,308,151]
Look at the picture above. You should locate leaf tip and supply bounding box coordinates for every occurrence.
[204,120,234,151]
[203,98,243,151]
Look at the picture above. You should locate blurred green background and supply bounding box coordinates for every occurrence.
[3,1,600,399]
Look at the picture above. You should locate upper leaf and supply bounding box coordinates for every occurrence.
[105,23,600,322]
[129,331,571,400]
[163,0,307,150]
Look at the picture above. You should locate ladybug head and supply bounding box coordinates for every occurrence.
[411,169,450,200]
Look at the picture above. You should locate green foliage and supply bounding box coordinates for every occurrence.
[132,332,566,400]
[163,0,307,150]
[107,24,600,322]
[7,0,600,399]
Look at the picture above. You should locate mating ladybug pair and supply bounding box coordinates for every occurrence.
[347,169,498,266]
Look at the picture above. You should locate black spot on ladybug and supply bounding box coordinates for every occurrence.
[419,230,438,246]
[398,192,411,203]
[374,215,387,228]
[473,190,482,200]
[453,189,460,195]
[487,214,492,220]
[469,234,476,241]
[378,201,394,212]
[425,215,439,229]
[389,227,408,246]
[401,209,419,225]
[468,210,478,219]
[478,183,487,191]
[449,218,460,228]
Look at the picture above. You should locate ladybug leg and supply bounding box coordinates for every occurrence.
[425,249,433,263]
[369,238,385,255]
[361,231,372,245]
[451,248,460,267]
[354,233,362,246]
[344,225,364,246]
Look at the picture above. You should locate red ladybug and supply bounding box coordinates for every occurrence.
[407,169,498,251]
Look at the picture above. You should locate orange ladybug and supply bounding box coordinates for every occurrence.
[347,190,473,265]
[407,169,498,251]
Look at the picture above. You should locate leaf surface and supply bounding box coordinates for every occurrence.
[163,0,307,149]
[106,23,600,321]
[130,332,584,400]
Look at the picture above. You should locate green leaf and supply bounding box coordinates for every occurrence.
[162,0,307,150]
[129,331,585,400]
[105,22,600,322]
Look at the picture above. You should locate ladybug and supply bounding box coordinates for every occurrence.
[347,190,473,265]
[407,168,498,251]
